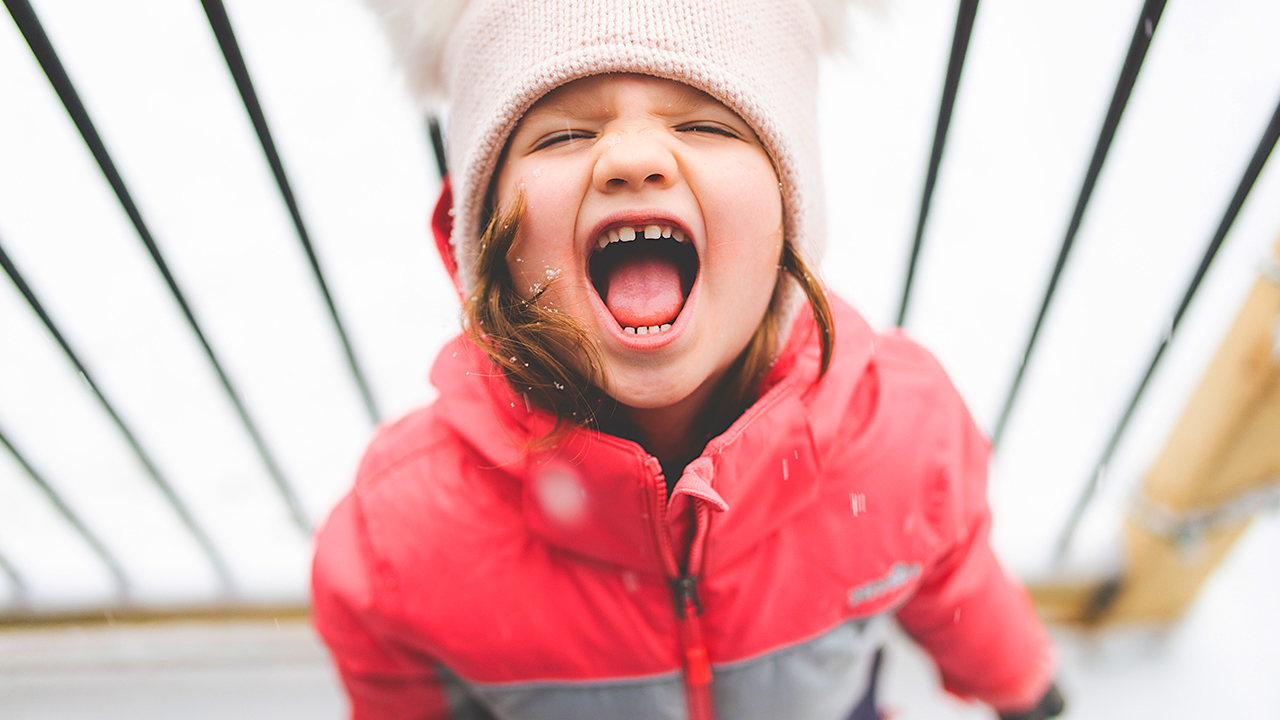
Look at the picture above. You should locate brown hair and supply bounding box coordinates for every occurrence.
[464,197,833,440]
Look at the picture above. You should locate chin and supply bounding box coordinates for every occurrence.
[602,362,720,413]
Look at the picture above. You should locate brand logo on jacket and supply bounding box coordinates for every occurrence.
[848,562,922,607]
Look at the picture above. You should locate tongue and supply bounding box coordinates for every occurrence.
[604,252,685,329]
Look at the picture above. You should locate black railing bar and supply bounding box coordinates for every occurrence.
[896,0,979,328]
[427,116,448,180]
[0,424,131,600]
[5,0,312,534]
[0,543,28,605]
[991,0,1167,447]
[1053,90,1280,565]
[0,239,233,593]
[199,0,381,426]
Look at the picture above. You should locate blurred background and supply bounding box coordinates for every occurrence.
[1,0,1278,717]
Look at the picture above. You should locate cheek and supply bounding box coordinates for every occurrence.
[507,231,565,300]
[705,161,784,280]
[706,154,783,234]
[719,233,784,309]
[498,155,577,205]
[507,205,582,301]
[495,165,580,296]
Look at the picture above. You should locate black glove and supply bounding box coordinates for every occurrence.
[999,683,1065,720]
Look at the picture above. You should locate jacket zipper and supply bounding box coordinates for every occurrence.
[645,458,716,720]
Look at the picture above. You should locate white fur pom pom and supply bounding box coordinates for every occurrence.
[808,0,883,53]
[363,0,470,105]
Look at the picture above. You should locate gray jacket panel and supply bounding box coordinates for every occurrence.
[446,616,889,720]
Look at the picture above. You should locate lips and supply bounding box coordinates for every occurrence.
[587,221,699,335]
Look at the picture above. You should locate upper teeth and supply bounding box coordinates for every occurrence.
[596,224,687,249]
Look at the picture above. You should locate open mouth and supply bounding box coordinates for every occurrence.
[589,223,699,335]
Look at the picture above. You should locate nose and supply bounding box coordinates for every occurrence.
[592,129,678,193]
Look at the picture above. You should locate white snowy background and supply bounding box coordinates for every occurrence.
[1,0,1279,717]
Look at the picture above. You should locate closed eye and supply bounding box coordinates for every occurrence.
[533,130,595,151]
[676,123,741,139]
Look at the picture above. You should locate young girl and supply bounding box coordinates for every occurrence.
[313,1,1065,718]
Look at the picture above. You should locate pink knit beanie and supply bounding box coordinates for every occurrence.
[365,0,851,297]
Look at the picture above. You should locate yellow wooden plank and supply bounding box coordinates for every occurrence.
[0,603,310,628]
[1027,580,1107,625]
[1033,238,1280,626]
[1203,372,1280,503]
[1105,518,1249,623]
[1144,241,1280,510]
[1103,238,1280,622]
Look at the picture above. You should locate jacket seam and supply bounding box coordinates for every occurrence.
[711,602,906,672]
[446,666,684,690]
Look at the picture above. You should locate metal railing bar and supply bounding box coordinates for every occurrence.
[427,116,448,180]
[4,0,312,534]
[992,0,1167,447]
[199,0,381,426]
[0,423,131,599]
[988,0,1172,445]
[1053,90,1280,565]
[0,239,233,594]
[0,545,28,605]
[896,0,979,328]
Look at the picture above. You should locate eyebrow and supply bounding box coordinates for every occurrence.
[526,80,721,123]
[655,87,718,117]
[527,92,611,122]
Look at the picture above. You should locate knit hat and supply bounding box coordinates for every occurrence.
[365,0,855,296]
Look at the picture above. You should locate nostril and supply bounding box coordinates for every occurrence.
[646,173,663,183]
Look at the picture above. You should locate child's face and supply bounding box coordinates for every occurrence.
[495,74,783,413]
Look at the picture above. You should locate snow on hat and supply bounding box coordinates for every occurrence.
[364,0,857,296]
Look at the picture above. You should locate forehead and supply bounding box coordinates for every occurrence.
[520,74,730,122]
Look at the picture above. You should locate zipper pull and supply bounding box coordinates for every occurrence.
[672,574,702,617]
[671,575,712,687]
[684,643,712,687]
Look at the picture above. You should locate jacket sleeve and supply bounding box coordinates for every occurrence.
[893,386,1055,715]
[312,492,455,720]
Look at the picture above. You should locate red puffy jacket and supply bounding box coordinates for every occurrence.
[312,298,1054,720]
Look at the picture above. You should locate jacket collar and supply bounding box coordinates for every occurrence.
[431,302,877,575]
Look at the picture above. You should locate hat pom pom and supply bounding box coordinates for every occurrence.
[363,0,471,107]
[809,0,885,53]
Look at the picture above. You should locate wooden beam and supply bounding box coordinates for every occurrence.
[1032,237,1280,625]
[0,603,309,628]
